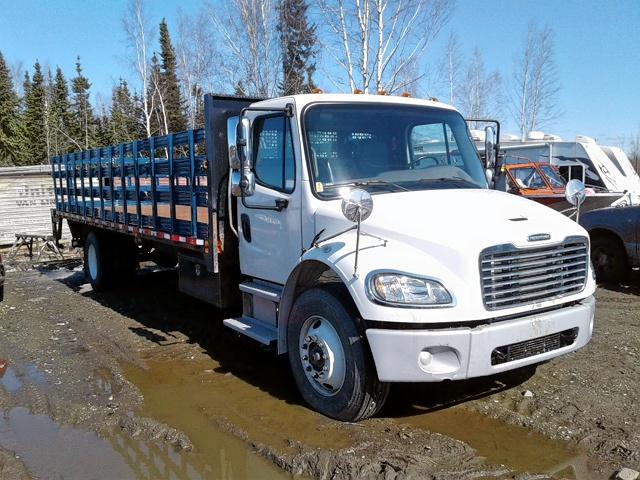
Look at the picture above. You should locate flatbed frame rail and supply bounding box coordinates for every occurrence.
[50,129,208,250]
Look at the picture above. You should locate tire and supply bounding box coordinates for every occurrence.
[84,231,113,291]
[287,285,389,422]
[591,234,628,284]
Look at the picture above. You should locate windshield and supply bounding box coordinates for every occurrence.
[510,166,547,189]
[539,165,566,188]
[303,104,487,197]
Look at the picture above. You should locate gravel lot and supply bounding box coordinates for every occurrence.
[0,258,637,479]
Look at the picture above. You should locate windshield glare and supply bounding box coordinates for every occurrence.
[304,104,487,197]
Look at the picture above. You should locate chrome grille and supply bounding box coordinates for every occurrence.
[480,236,588,310]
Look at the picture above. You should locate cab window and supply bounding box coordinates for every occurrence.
[253,115,295,193]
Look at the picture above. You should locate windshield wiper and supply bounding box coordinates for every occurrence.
[323,179,410,192]
[416,176,480,188]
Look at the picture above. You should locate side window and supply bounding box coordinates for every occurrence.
[253,115,295,193]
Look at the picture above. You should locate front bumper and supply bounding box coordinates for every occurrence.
[366,295,595,382]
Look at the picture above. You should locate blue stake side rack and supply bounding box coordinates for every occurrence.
[50,129,209,249]
[49,94,262,308]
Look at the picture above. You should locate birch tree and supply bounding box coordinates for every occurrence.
[458,48,503,125]
[438,32,463,105]
[318,0,451,93]
[511,23,561,139]
[122,0,156,137]
[175,9,220,129]
[207,0,282,97]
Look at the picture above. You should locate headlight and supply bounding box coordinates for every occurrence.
[368,273,453,306]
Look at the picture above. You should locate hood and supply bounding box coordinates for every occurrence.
[314,188,587,256]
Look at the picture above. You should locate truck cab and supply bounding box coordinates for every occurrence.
[227,94,596,420]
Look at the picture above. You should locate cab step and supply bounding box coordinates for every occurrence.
[223,316,277,345]
[239,280,282,301]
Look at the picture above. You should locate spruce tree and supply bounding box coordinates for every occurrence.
[111,79,141,143]
[22,61,48,164]
[0,50,23,165]
[70,56,95,149]
[158,19,186,132]
[277,0,317,95]
[94,100,113,147]
[49,66,73,154]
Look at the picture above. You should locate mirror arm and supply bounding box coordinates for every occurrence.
[311,225,357,248]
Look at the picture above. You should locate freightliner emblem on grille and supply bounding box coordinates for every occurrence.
[527,233,551,242]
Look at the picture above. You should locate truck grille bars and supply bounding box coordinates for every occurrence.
[491,327,579,365]
[480,236,589,311]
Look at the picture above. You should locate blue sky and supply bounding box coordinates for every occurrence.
[1,0,638,146]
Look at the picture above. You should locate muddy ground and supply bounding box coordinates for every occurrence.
[0,255,637,479]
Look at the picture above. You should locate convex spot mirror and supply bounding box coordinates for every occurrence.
[228,118,241,170]
[484,126,496,168]
[341,188,373,223]
[565,179,586,207]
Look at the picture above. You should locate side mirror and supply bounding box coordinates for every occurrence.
[565,179,586,207]
[484,126,496,168]
[235,116,255,197]
[236,117,251,167]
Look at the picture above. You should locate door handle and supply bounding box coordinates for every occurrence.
[241,214,251,242]
[275,199,289,211]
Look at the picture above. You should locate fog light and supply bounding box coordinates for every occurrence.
[417,347,460,374]
[418,351,432,368]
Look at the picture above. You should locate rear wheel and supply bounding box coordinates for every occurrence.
[84,232,112,291]
[287,286,389,421]
[84,232,138,291]
[591,234,628,284]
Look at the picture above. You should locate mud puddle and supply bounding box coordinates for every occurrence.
[123,350,606,479]
[0,407,135,479]
[397,407,598,479]
[123,355,294,479]
[0,360,48,394]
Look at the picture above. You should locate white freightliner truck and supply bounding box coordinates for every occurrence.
[51,93,596,421]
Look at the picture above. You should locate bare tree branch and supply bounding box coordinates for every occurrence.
[511,23,562,139]
[317,0,451,93]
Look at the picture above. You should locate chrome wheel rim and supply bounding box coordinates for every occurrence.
[299,315,346,396]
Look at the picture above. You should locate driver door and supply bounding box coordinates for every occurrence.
[237,113,301,285]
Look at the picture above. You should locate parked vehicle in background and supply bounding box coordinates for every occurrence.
[0,252,4,302]
[579,205,640,283]
[499,157,565,199]
[50,93,597,421]
[499,133,640,206]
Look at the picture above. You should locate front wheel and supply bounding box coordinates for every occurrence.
[287,286,389,421]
